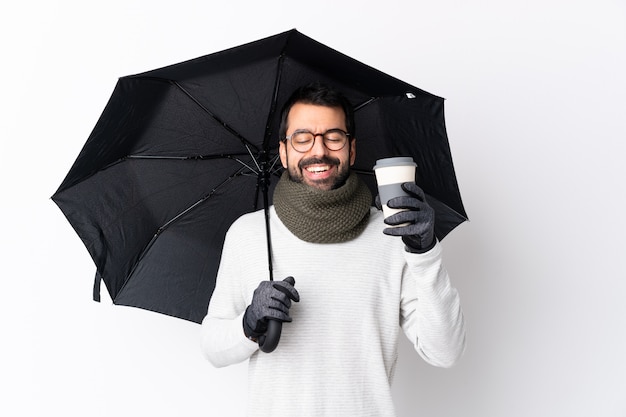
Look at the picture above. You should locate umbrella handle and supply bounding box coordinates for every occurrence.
[258,320,282,353]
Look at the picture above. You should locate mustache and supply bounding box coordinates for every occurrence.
[298,156,340,170]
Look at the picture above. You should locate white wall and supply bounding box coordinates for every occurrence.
[2,1,625,416]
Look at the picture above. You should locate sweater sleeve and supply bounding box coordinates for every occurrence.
[200,223,259,368]
[201,312,258,368]
[399,241,466,368]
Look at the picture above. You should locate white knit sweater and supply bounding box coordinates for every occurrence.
[201,206,465,417]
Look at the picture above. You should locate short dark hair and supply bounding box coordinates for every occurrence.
[278,82,355,141]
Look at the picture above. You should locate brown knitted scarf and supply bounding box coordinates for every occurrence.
[273,171,372,243]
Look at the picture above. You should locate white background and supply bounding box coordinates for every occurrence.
[2,1,625,416]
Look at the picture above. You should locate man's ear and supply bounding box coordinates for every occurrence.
[279,140,288,168]
[349,138,357,166]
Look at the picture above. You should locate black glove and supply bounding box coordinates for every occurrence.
[382,182,436,253]
[243,277,300,340]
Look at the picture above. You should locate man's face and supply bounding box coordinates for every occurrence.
[279,103,356,191]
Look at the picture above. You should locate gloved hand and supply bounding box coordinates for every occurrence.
[382,182,436,253]
[243,277,300,340]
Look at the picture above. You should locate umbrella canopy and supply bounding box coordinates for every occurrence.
[52,29,467,324]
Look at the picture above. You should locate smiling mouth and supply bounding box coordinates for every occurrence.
[305,165,331,173]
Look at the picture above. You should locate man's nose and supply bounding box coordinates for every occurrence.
[308,134,328,156]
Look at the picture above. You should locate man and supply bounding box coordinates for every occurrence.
[201,83,465,416]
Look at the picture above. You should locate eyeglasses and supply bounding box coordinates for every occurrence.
[283,129,350,153]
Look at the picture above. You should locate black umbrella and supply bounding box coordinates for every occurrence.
[52,29,467,329]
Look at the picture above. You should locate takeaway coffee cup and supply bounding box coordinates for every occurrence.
[373,157,417,222]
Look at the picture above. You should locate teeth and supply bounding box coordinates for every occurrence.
[306,165,330,173]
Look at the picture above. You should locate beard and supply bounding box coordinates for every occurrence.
[286,155,351,190]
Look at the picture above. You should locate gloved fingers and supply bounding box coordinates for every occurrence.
[383,210,414,226]
[386,195,422,211]
[384,220,433,237]
[383,207,429,226]
[400,182,426,200]
[268,292,293,311]
[383,210,432,236]
[245,278,299,338]
[383,223,411,237]
[272,278,300,302]
[247,277,298,329]
[252,280,297,301]
[251,281,273,302]
[263,306,293,323]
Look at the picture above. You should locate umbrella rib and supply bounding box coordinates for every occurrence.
[125,153,249,160]
[261,51,286,151]
[353,94,428,112]
[232,153,260,175]
[243,143,262,173]
[354,97,378,111]
[268,153,281,174]
[162,172,242,230]
[125,154,261,175]
[353,92,432,112]
[169,80,259,153]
